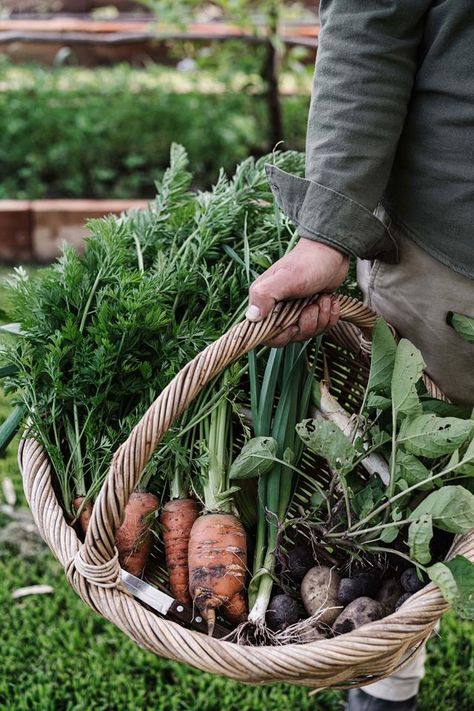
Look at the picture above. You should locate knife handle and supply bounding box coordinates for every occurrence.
[168,600,230,639]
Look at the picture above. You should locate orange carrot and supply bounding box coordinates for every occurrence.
[188,512,247,634]
[72,496,93,538]
[224,590,248,625]
[161,498,200,604]
[115,491,159,577]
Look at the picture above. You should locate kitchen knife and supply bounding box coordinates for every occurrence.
[120,569,229,639]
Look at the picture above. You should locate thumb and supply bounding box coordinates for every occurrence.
[246,266,309,322]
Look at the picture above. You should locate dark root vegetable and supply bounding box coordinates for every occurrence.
[377,578,403,615]
[400,568,426,594]
[395,592,413,610]
[266,594,299,631]
[115,491,159,577]
[337,573,378,606]
[332,597,384,636]
[285,546,315,582]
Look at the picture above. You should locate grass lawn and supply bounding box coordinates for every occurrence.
[0,266,472,711]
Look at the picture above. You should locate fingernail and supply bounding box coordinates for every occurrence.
[246,305,262,322]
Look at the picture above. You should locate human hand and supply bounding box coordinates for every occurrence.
[245,238,349,347]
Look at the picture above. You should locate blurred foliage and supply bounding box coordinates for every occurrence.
[0,60,310,199]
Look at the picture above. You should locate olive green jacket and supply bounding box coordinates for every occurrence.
[266,0,474,278]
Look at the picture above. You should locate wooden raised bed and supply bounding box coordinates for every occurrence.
[0,17,319,66]
[0,199,148,263]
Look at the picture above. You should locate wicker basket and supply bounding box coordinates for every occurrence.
[19,295,474,690]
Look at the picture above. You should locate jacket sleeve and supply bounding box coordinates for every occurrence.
[266,0,433,261]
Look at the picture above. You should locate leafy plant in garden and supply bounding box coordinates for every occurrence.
[0,60,310,199]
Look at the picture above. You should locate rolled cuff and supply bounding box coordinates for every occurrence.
[265,164,398,262]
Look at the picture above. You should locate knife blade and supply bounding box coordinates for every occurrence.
[120,569,229,638]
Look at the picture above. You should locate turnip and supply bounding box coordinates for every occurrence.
[266,594,300,631]
[332,597,384,635]
[400,568,426,593]
[395,592,413,610]
[300,566,342,625]
[377,578,403,615]
[337,573,377,606]
[285,546,315,582]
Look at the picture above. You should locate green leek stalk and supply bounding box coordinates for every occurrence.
[201,389,233,513]
[248,339,319,625]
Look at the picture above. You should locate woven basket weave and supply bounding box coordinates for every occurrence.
[19,295,474,690]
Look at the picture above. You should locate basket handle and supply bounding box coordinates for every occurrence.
[78,295,376,574]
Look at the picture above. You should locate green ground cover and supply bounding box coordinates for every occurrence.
[0,262,472,710]
[0,60,309,199]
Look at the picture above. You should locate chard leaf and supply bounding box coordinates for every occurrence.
[396,450,433,490]
[380,525,399,543]
[428,555,474,619]
[296,418,357,474]
[408,513,433,564]
[409,485,474,533]
[444,556,474,619]
[398,414,474,458]
[449,312,474,344]
[366,393,392,411]
[391,339,425,419]
[229,436,277,480]
[366,319,397,395]
[427,562,459,604]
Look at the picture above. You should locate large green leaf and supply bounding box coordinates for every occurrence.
[408,513,433,564]
[229,436,277,480]
[366,319,397,394]
[398,414,474,458]
[450,312,474,344]
[391,339,425,419]
[409,485,474,533]
[395,450,433,490]
[428,555,474,619]
[296,418,357,474]
[444,555,474,619]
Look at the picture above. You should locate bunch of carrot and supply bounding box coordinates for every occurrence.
[161,389,248,634]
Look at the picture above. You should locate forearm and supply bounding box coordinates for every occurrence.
[267,0,433,260]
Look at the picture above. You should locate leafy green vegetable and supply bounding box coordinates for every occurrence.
[296,418,358,475]
[428,555,474,619]
[366,319,397,395]
[449,312,474,344]
[395,450,433,491]
[398,414,474,458]
[391,339,425,419]
[408,513,433,564]
[229,436,277,480]
[409,486,474,534]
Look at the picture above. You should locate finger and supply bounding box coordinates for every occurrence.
[328,297,340,329]
[315,294,332,333]
[290,303,321,341]
[263,325,299,348]
[247,263,314,322]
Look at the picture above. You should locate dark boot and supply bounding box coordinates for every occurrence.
[346,688,417,711]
